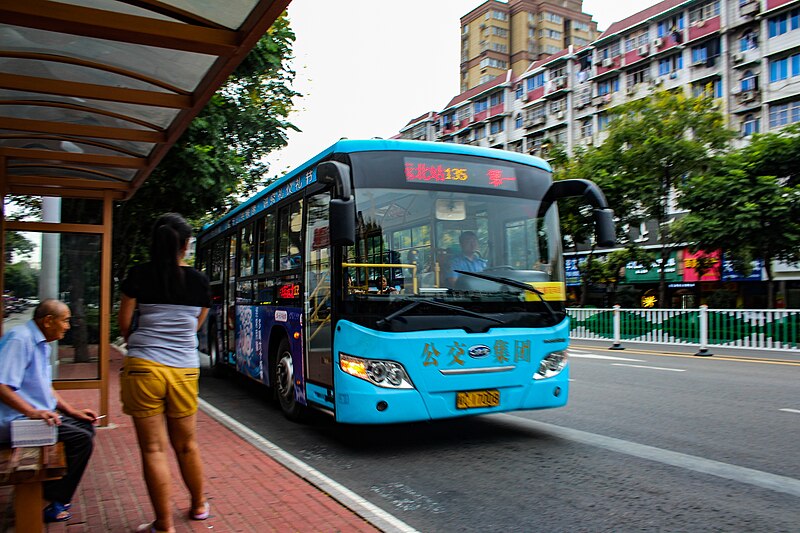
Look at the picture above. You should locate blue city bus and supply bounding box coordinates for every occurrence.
[195,139,614,423]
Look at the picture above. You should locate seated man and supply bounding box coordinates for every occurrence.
[446,231,487,286]
[0,299,97,523]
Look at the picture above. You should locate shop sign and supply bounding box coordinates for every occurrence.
[565,256,584,286]
[683,250,721,282]
[722,258,762,281]
[624,252,679,283]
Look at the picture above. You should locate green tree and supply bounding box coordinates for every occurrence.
[674,126,800,307]
[112,14,300,281]
[579,89,734,307]
[4,261,38,297]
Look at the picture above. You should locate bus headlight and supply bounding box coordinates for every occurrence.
[534,350,568,380]
[339,353,414,389]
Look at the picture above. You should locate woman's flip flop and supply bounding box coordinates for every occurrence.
[190,501,210,520]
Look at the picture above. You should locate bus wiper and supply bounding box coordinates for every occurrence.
[377,298,504,327]
[454,270,560,323]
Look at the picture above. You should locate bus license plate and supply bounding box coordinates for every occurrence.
[456,390,500,409]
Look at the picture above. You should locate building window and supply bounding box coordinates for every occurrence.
[739,31,759,51]
[545,29,563,40]
[742,114,760,136]
[526,106,545,122]
[489,92,504,107]
[741,70,758,91]
[657,15,684,37]
[515,84,523,99]
[627,67,648,87]
[769,54,800,82]
[768,8,800,38]
[597,113,610,131]
[659,54,683,75]
[491,26,509,38]
[689,1,721,24]
[515,114,523,129]
[473,126,485,140]
[574,21,590,32]
[550,98,566,113]
[490,120,504,134]
[492,10,508,21]
[480,57,508,69]
[526,73,545,91]
[768,100,800,128]
[580,119,593,137]
[597,77,619,95]
[543,12,563,23]
[474,98,488,114]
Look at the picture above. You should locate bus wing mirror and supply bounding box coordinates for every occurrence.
[593,208,616,248]
[539,179,616,248]
[317,161,356,246]
[329,198,355,246]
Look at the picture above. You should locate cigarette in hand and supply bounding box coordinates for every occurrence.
[94,415,107,420]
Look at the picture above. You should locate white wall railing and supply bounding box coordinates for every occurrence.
[568,306,800,353]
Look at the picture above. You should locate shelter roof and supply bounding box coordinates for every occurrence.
[0,0,290,200]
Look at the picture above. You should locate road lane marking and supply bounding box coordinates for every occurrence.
[199,399,419,533]
[499,414,800,499]
[779,408,800,414]
[570,343,800,366]
[570,352,644,362]
[611,363,686,372]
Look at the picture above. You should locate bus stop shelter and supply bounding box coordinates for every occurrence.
[0,0,290,419]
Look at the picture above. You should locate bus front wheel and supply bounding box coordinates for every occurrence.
[274,338,305,420]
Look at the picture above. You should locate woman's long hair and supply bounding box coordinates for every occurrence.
[151,213,192,301]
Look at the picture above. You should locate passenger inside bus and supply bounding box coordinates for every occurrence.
[373,276,397,294]
[446,230,487,286]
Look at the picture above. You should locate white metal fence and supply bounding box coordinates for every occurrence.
[568,306,800,353]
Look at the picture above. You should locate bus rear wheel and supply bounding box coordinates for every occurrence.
[274,338,305,420]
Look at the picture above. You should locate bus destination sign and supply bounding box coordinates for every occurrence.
[404,157,518,191]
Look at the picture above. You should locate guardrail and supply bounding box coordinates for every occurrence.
[567,306,800,353]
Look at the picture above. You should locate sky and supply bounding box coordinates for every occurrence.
[264,0,663,177]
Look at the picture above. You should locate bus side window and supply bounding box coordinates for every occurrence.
[279,200,303,271]
[257,213,275,274]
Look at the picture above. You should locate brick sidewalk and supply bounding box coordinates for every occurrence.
[1,347,379,532]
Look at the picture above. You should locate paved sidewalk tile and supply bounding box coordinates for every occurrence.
[0,347,379,533]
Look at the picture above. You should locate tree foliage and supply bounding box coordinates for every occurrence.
[559,90,735,307]
[112,14,300,280]
[673,125,800,306]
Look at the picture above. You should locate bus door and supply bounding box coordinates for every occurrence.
[304,193,334,389]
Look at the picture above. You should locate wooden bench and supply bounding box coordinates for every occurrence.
[0,443,66,532]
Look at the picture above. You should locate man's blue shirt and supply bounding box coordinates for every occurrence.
[449,254,488,279]
[0,320,56,442]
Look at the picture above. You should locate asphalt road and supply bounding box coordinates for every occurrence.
[199,346,800,532]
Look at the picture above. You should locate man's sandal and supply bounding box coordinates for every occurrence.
[44,502,71,523]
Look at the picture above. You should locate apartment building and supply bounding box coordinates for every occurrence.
[401,0,800,157]
[396,0,800,308]
[459,0,598,92]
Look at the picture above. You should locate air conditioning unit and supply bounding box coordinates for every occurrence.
[521,93,529,102]
[638,45,650,56]
[740,1,760,16]
[731,86,742,95]
[692,58,707,67]
[555,111,565,120]
[626,85,636,95]
[488,135,496,143]
[554,77,566,89]
[732,53,744,64]
[692,19,706,28]
[740,90,756,102]
[669,71,679,79]
[585,136,594,145]
[653,38,664,48]
[602,57,614,67]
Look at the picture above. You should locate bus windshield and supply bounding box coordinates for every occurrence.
[342,186,564,331]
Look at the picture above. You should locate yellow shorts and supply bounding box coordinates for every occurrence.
[120,357,199,418]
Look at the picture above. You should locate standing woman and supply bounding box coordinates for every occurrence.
[118,213,211,533]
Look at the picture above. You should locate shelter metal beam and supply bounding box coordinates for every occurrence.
[0,1,239,55]
[0,117,165,143]
[1,147,145,169]
[0,74,192,109]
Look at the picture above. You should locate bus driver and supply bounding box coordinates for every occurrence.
[446,231,487,286]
